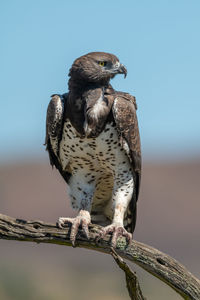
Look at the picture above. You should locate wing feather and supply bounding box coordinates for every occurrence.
[45,93,71,183]
[112,92,141,232]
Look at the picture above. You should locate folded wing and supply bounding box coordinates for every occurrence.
[112,92,141,232]
[45,93,71,183]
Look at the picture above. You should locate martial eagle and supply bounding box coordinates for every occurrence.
[45,52,141,247]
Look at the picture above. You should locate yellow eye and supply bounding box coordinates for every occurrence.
[98,61,105,67]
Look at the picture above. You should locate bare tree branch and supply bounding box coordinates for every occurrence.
[0,213,199,300]
[111,247,146,300]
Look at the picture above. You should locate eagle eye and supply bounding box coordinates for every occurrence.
[98,61,107,67]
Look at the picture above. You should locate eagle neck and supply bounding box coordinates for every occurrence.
[67,78,114,138]
[68,76,110,95]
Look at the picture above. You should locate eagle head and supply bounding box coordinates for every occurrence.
[69,52,127,84]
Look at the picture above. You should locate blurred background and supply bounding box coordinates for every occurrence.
[0,1,200,299]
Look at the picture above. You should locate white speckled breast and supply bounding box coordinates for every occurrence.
[58,119,133,224]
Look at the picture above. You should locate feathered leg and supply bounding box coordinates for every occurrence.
[101,172,134,247]
[58,173,94,246]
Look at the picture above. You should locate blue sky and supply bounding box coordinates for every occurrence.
[1,0,200,162]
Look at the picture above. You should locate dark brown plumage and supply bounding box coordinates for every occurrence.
[45,52,141,247]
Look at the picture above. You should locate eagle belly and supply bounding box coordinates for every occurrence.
[59,120,134,227]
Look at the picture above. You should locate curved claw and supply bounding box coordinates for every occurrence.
[58,217,73,229]
[98,223,132,248]
[58,210,91,247]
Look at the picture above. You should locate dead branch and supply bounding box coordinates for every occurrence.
[111,247,147,300]
[0,213,199,300]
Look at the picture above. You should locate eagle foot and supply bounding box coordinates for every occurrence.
[98,223,132,248]
[58,210,91,247]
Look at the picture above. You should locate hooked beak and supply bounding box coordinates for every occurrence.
[117,63,127,78]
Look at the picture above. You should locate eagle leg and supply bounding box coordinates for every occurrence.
[99,223,132,248]
[58,210,91,247]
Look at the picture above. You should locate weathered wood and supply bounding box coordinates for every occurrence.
[111,248,147,300]
[0,213,199,299]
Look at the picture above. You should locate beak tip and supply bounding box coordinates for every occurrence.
[119,64,127,78]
